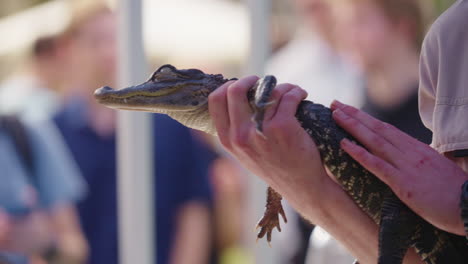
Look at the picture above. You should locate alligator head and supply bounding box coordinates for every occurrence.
[94,64,234,135]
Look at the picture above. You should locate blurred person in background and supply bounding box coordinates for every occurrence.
[332,0,432,144]
[0,115,88,264]
[267,0,364,108]
[0,29,89,264]
[209,156,253,264]
[303,0,433,262]
[0,35,68,122]
[53,2,217,264]
[266,0,363,263]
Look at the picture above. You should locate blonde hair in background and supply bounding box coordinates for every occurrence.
[62,0,114,40]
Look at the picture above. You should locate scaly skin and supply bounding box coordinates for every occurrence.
[95,65,468,264]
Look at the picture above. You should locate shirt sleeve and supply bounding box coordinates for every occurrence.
[26,120,87,208]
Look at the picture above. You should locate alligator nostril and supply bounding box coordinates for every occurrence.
[94,86,114,98]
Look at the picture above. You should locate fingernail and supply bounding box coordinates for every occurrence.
[340,138,351,148]
[331,100,344,109]
[333,109,346,119]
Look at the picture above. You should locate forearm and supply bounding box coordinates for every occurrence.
[50,205,88,262]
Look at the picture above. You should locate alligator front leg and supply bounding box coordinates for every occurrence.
[251,76,288,243]
[256,187,287,243]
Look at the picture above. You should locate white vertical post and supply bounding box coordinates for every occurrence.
[117,1,155,264]
[246,0,271,76]
[245,0,274,263]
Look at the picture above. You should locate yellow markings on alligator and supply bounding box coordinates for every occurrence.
[112,85,182,99]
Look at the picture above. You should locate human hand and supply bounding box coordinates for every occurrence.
[208,76,343,219]
[331,100,468,235]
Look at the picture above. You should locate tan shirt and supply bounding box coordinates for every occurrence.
[419,0,468,154]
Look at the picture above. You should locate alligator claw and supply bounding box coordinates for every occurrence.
[256,187,287,244]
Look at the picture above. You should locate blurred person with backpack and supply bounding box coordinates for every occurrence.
[53,2,217,264]
[0,26,88,264]
[0,114,88,263]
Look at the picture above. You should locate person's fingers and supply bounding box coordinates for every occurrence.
[224,76,261,155]
[340,138,400,187]
[331,100,417,148]
[269,86,308,125]
[209,80,235,147]
[263,84,304,121]
[332,108,404,167]
[226,76,259,129]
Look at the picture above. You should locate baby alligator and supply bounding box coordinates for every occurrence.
[94,65,468,264]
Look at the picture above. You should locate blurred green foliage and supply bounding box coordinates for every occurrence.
[433,0,457,13]
[0,0,51,18]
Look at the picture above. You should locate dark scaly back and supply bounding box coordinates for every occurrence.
[294,100,468,263]
[295,100,389,223]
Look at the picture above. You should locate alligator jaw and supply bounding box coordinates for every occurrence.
[94,81,193,113]
[94,82,217,134]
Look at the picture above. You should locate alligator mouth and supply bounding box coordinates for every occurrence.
[94,83,193,113]
[95,82,181,99]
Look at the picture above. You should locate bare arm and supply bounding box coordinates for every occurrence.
[169,201,212,264]
[208,77,423,263]
[49,204,88,264]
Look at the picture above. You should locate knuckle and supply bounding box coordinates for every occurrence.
[276,83,296,91]
[373,120,391,132]
[271,83,294,98]
[373,158,387,172]
[355,146,369,160]
[370,134,386,147]
[266,119,290,134]
[227,81,242,95]
[208,93,218,107]
[283,90,302,102]
[231,131,250,150]
[218,135,232,150]
[208,87,226,105]
[341,114,358,126]
[342,104,359,115]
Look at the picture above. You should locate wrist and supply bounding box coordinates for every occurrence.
[294,179,345,224]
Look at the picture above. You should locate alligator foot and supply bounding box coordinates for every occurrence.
[256,187,287,244]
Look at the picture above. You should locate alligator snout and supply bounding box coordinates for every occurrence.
[94,86,115,99]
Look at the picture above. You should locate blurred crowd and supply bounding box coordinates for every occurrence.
[0,0,442,264]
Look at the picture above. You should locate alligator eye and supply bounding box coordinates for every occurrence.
[191,101,199,106]
[150,65,178,82]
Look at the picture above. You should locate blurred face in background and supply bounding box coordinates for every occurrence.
[69,10,117,90]
[292,0,334,40]
[332,0,415,71]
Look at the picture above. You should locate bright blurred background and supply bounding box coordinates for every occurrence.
[0,0,457,264]
[0,0,457,81]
